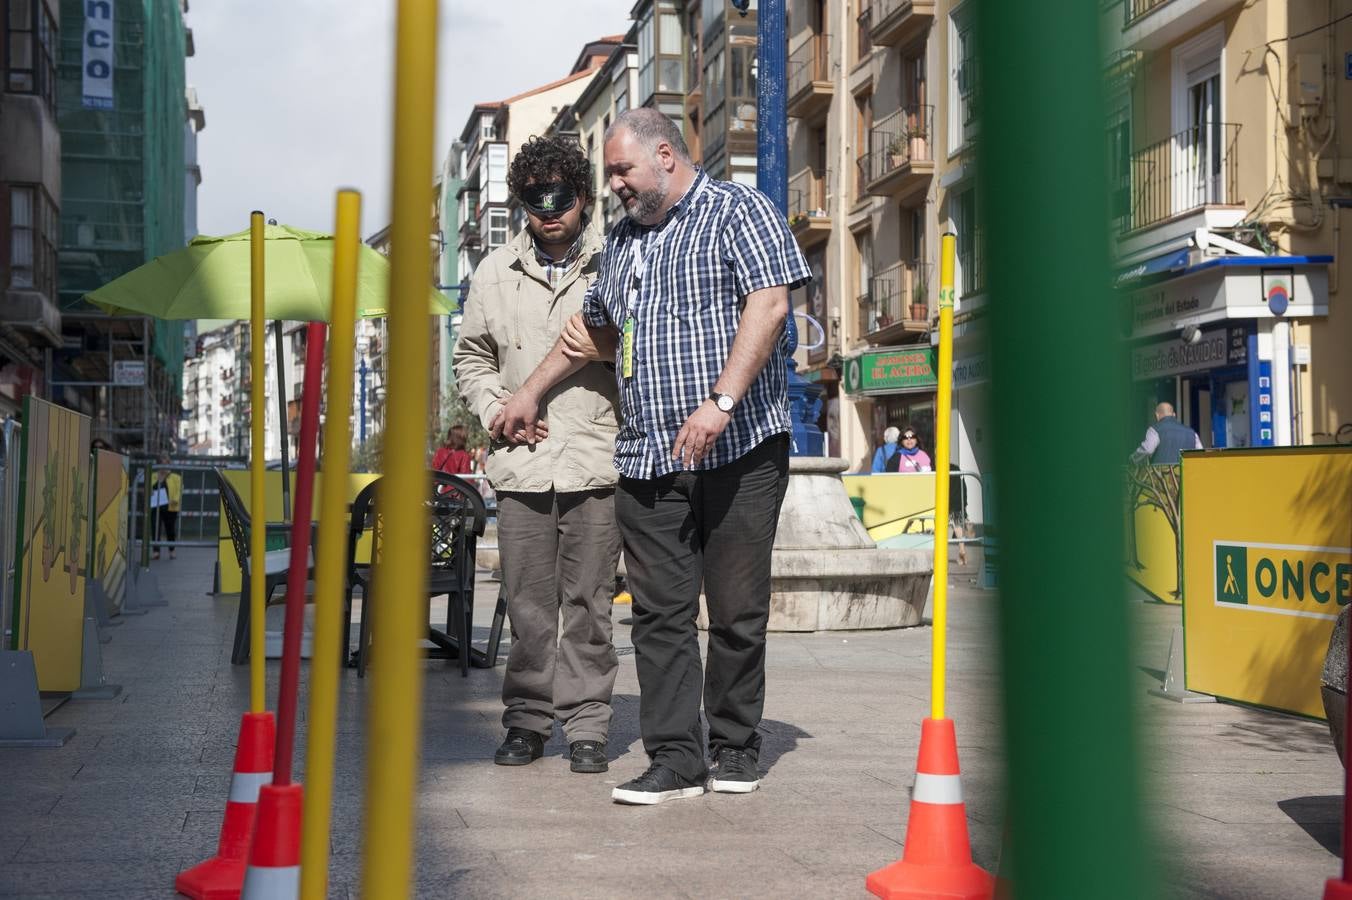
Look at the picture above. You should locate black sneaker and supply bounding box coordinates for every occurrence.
[709,747,760,793]
[494,727,545,766]
[569,740,608,774]
[611,762,705,805]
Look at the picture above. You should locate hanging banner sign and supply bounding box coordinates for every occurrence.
[82,1,115,110]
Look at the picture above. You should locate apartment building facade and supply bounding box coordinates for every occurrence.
[1106,0,1348,449]
[0,0,64,414]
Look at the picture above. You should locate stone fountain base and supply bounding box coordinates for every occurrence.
[699,455,932,632]
[768,546,930,631]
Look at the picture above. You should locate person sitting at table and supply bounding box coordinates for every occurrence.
[432,424,473,476]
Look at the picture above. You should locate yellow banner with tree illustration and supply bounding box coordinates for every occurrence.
[1182,447,1352,718]
[1125,463,1182,604]
[92,449,129,616]
[11,398,92,691]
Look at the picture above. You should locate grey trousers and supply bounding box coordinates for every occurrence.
[496,488,621,743]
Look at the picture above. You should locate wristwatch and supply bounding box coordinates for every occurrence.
[709,391,736,413]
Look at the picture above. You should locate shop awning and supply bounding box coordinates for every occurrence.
[1113,248,1191,288]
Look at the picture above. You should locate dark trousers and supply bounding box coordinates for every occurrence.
[616,435,789,782]
[155,508,178,542]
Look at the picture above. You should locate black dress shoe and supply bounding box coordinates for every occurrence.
[494,728,545,766]
[569,740,608,773]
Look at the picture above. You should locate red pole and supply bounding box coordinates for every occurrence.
[273,321,327,786]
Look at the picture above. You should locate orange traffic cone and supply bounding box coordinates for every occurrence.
[866,717,994,900]
[176,711,276,900]
[241,782,302,898]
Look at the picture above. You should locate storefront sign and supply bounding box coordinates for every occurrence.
[844,347,936,395]
[1123,262,1329,340]
[1130,325,1247,381]
[1182,448,1352,718]
[82,1,114,110]
[952,352,988,389]
[113,361,145,386]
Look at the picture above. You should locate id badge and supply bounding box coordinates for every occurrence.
[622,317,635,379]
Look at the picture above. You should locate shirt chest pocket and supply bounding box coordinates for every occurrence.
[646,245,732,321]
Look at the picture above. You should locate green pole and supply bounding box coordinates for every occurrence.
[980,2,1153,897]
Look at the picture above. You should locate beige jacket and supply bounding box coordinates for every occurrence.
[451,225,619,493]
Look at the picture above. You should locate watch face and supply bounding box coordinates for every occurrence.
[716,394,735,412]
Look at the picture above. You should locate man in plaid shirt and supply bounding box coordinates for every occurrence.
[496,108,811,805]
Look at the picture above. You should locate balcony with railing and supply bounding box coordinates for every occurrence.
[860,260,932,342]
[787,33,833,121]
[862,105,934,199]
[1120,123,1240,235]
[1120,0,1243,51]
[788,167,831,250]
[869,0,935,47]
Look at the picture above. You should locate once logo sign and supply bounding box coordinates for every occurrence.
[82,1,114,110]
[1214,540,1352,620]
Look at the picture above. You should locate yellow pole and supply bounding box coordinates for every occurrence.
[931,232,956,721]
[249,211,267,714]
[299,189,361,900]
[360,0,436,894]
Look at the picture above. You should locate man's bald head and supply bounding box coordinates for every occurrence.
[1155,402,1176,421]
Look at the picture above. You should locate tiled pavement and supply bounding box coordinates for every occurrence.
[0,547,1341,898]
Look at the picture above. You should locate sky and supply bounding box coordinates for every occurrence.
[186,0,625,240]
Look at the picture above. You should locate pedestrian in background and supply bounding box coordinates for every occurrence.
[496,108,811,805]
[1131,401,1202,464]
[870,426,901,472]
[150,454,181,560]
[431,424,473,476]
[886,427,932,473]
[452,134,621,776]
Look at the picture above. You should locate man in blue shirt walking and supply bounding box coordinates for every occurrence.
[496,108,811,805]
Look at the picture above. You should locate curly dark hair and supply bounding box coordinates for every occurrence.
[507,135,593,206]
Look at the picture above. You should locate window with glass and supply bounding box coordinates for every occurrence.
[487,208,509,248]
[1106,98,1131,233]
[687,6,701,88]
[855,90,873,201]
[728,42,757,133]
[950,6,978,147]
[657,5,684,93]
[953,187,982,297]
[704,46,725,116]
[5,0,58,114]
[637,6,655,103]
[8,184,58,301]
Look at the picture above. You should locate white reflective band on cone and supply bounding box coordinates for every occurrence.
[241,864,299,898]
[229,771,272,804]
[912,772,963,805]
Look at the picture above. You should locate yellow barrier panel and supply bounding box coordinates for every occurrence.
[92,450,129,616]
[249,211,267,714]
[1126,482,1180,605]
[931,233,955,721]
[842,473,938,544]
[300,189,361,900]
[361,0,437,892]
[1182,447,1352,718]
[11,397,91,690]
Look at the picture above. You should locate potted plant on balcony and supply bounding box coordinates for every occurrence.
[887,135,907,168]
[909,279,928,321]
[789,211,807,228]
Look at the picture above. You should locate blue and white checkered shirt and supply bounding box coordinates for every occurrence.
[583,170,811,479]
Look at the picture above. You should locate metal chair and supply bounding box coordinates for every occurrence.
[214,469,314,665]
[345,470,505,677]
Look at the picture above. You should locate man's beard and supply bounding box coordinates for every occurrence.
[622,165,670,223]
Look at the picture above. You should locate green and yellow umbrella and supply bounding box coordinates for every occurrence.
[86,223,451,320]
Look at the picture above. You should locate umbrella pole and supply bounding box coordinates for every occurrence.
[248,213,267,714]
[275,320,292,522]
